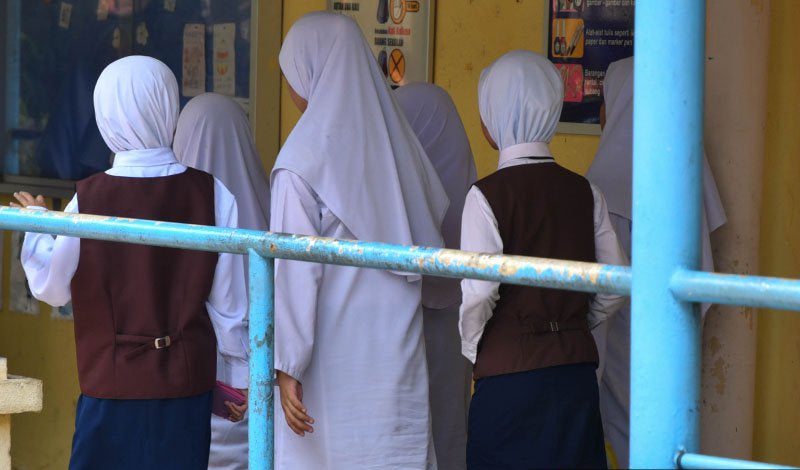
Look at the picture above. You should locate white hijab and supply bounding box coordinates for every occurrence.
[174,93,270,231]
[478,50,564,155]
[395,82,477,308]
[94,56,179,154]
[275,12,448,250]
[586,56,727,231]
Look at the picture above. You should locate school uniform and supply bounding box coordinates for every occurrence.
[396,82,478,470]
[272,13,448,470]
[175,92,272,470]
[20,57,249,469]
[585,56,727,468]
[460,51,627,469]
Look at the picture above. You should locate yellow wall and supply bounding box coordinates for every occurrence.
[0,198,80,470]
[753,0,800,465]
[278,0,600,178]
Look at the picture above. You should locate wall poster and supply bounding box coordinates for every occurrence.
[546,0,634,134]
[328,0,435,86]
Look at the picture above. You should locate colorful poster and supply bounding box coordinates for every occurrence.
[328,0,434,85]
[213,23,236,96]
[182,24,206,97]
[547,0,634,129]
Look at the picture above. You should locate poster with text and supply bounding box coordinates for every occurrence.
[328,0,434,85]
[548,0,634,130]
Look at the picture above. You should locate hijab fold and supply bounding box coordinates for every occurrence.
[275,12,448,253]
[174,93,270,232]
[478,50,564,152]
[94,55,179,154]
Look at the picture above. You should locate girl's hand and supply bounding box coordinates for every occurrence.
[225,389,248,422]
[277,370,315,436]
[10,192,46,209]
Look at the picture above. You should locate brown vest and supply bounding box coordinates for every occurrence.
[472,162,598,379]
[71,168,219,399]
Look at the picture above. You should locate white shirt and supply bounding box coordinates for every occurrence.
[459,143,629,363]
[20,150,250,388]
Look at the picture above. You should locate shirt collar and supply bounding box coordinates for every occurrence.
[498,142,553,169]
[112,147,178,168]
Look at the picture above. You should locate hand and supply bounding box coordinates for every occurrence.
[277,370,314,436]
[10,192,46,209]
[225,388,248,422]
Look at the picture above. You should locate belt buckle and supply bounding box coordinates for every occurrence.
[549,321,560,332]
[154,336,171,349]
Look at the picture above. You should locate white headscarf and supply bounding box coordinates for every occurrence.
[586,56,726,231]
[478,50,564,155]
[174,93,270,232]
[275,12,448,250]
[585,57,634,220]
[94,56,179,153]
[395,82,477,307]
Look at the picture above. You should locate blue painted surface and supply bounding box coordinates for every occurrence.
[671,268,800,311]
[679,453,799,470]
[630,0,706,467]
[248,250,274,470]
[1,196,798,468]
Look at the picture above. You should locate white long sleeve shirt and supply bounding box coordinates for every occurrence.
[20,149,250,388]
[459,142,629,364]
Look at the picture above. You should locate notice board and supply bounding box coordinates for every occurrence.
[4,0,253,183]
[328,0,435,85]
[546,0,634,134]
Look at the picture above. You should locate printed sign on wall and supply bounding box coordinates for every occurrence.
[547,0,634,132]
[328,0,434,85]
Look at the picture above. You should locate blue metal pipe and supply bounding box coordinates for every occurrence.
[671,268,800,311]
[678,452,799,470]
[630,0,706,467]
[0,207,631,295]
[248,250,274,470]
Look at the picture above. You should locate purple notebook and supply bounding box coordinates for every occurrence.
[212,380,246,418]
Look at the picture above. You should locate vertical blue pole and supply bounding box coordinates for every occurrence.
[630,1,705,468]
[248,249,274,470]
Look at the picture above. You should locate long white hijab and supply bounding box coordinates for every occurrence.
[94,55,179,154]
[395,82,477,307]
[174,93,270,231]
[586,56,726,231]
[478,50,564,152]
[275,12,448,251]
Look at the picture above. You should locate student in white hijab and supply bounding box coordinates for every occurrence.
[174,92,270,470]
[395,82,477,470]
[586,56,727,469]
[272,12,448,470]
[460,50,627,469]
[12,56,249,469]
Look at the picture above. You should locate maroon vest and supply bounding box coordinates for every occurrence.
[71,168,219,399]
[472,162,598,379]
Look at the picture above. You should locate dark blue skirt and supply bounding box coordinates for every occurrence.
[69,392,213,470]
[467,363,607,470]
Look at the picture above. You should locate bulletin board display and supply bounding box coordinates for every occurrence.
[327,0,435,86]
[546,0,634,135]
[3,0,253,185]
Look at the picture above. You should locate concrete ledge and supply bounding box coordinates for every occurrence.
[0,376,43,414]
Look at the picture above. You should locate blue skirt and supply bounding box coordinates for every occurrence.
[69,392,213,470]
[467,363,607,469]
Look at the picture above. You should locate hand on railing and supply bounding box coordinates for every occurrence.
[277,370,315,437]
[10,192,47,210]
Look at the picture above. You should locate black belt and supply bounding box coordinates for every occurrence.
[524,319,588,334]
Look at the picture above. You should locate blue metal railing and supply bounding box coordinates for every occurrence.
[0,206,798,469]
[1,2,797,468]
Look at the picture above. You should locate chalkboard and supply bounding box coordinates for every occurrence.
[3,0,253,182]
